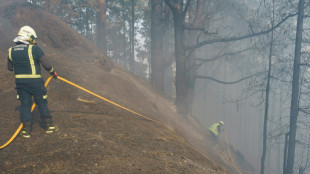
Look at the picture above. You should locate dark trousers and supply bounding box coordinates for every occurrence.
[16,80,51,122]
[209,130,218,142]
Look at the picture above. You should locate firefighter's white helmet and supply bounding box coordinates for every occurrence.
[17,26,37,44]
[219,121,224,126]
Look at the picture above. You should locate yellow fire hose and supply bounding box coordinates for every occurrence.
[56,76,164,126]
[1,75,165,149]
[0,76,53,149]
[1,75,249,174]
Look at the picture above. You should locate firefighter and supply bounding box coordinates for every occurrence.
[7,26,58,138]
[208,121,224,141]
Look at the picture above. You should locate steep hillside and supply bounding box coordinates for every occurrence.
[0,2,255,174]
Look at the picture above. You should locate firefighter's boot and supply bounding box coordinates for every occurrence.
[20,121,32,138]
[43,118,58,134]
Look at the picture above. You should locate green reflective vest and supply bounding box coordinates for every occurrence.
[209,123,220,136]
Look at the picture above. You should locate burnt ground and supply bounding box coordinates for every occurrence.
[1,105,224,174]
[0,2,256,174]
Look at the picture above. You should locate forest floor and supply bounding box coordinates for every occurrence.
[0,2,256,174]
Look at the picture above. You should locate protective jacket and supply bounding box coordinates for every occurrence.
[7,43,54,123]
[209,123,221,136]
[7,43,53,83]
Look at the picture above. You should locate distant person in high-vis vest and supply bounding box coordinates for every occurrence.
[7,26,58,138]
[208,121,224,141]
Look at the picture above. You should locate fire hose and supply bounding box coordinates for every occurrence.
[0,75,163,149]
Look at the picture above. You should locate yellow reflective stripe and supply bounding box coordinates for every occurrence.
[49,67,54,73]
[28,45,36,75]
[8,48,12,62]
[15,74,42,78]
[43,95,47,99]
[17,95,19,100]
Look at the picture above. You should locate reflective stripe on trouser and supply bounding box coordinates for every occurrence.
[16,80,51,122]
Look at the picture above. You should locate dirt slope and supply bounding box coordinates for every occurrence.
[0,2,255,174]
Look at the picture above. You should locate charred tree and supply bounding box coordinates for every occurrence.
[130,0,135,73]
[283,133,289,172]
[260,10,274,174]
[96,0,107,53]
[164,0,188,114]
[185,0,204,114]
[286,0,305,173]
[151,0,165,94]
[187,49,196,114]
[277,85,284,173]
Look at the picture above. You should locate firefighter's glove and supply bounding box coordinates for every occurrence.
[50,71,58,79]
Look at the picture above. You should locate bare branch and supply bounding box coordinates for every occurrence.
[299,108,310,114]
[196,46,255,63]
[183,25,204,31]
[186,12,298,51]
[300,63,310,67]
[196,71,266,85]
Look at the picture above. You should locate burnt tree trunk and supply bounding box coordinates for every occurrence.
[286,0,305,173]
[186,0,204,114]
[96,0,107,53]
[130,0,135,73]
[151,0,165,94]
[283,133,289,173]
[165,0,188,114]
[172,4,187,115]
[187,50,196,114]
[260,18,274,174]
[277,85,283,174]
